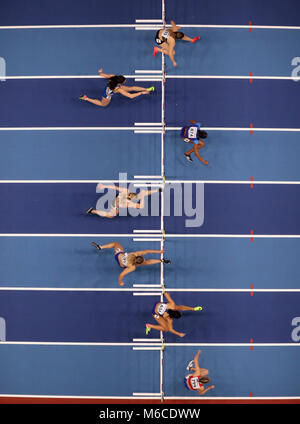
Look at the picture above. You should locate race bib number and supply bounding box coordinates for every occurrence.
[190,377,200,390]
[187,126,198,139]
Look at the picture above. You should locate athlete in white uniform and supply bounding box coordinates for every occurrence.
[90,241,171,286]
[184,350,215,395]
[85,183,159,219]
[153,20,200,67]
[146,292,203,337]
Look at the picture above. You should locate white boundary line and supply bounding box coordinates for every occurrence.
[2,126,300,132]
[0,394,298,400]
[1,23,300,30]
[0,233,300,238]
[0,341,299,347]
[0,287,299,293]
[3,74,299,81]
[166,75,300,80]
[0,179,300,184]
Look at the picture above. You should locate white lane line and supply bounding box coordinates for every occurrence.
[3,74,159,80]
[179,24,300,30]
[166,234,300,239]
[0,287,298,293]
[4,74,299,80]
[0,341,299,347]
[1,23,300,30]
[0,394,298,400]
[0,24,141,29]
[1,179,300,184]
[166,127,300,132]
[0,127,140,131]
[0,233,145,237]
[0,233,300,238]
[166,75,300,80]
[2,126,300,132]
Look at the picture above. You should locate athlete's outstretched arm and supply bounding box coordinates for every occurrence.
[97,183,128,192]
[98,68,114,78]
[163,292,175,304]
[190,120,202,128]
[170,20,181,32]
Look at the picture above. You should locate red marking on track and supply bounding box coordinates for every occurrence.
[250,72,253,83]
[250,176,254,188]
[250,230,254,242]
[250,123,253,135]
[249,21,252,32]
[250,338,253,350]
[250,284,254,296]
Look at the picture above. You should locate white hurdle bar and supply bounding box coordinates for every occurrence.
[133,238,163,242]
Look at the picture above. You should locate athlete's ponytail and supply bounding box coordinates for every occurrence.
[199,376,210,384]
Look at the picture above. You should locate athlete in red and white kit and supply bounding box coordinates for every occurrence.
[184,350,215,395]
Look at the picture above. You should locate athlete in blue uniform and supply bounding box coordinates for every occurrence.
[79,68,155,107]
[146,292,203,337]
[181,120,209,165]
